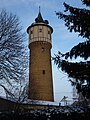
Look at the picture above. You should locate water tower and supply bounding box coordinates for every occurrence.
[27,8,54,101]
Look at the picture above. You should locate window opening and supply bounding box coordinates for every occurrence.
[42,47,45,52]
[42,70,45,74]
[48,31,50,34]
[39,28,42,32]
[31,30,33,34]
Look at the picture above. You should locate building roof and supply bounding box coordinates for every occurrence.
[27,7,53,33]
[35,11,43,23]
[35,7,49,24]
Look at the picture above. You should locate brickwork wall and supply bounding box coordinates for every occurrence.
[28,41,54,101]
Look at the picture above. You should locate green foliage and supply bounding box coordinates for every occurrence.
[54,55,90,80]
[60,41,90,60]
[56,2,90,39]
[54,0,90,99]
[81,0,90,6]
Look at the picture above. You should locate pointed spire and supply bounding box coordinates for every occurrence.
[35,6,44,23]
[34,6,49,24]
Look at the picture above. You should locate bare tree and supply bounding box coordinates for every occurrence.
[0,9,28,98]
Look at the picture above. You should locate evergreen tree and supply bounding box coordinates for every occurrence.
[53,0,90,99]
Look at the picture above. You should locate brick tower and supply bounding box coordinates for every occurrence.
[27,8,54,101]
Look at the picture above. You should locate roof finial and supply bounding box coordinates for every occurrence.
[39,6,40,13]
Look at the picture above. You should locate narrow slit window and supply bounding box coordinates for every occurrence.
[48,31,50,34]
[42,70,45,74]
[31,30,33,34]
[48,31,51,39]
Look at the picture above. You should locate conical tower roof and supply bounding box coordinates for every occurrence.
[35,6,49,24]
[35,7,44,23]
[27,7,53,33]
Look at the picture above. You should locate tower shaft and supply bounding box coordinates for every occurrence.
[29,42,53,101]
[27,11,54,101]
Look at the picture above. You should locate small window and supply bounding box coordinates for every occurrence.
[42,47,45,52]
[48,31,51,39]
[42,70,45,74]
[48,31,50,34]
[39,28,42,32]
[31,30,33,34]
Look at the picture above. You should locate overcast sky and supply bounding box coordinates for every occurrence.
[0,0,85,102]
